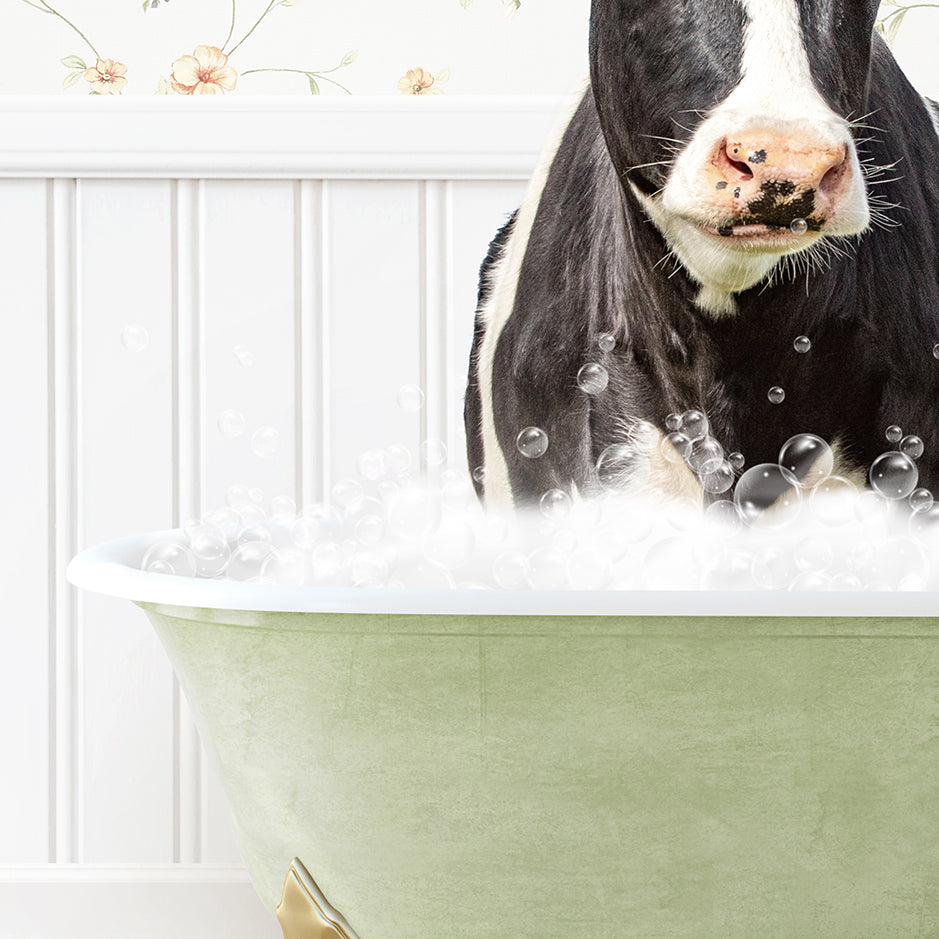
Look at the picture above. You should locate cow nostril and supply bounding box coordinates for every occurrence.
[727,157,754,181]
[718,142,755,183]
[819,158,847,196]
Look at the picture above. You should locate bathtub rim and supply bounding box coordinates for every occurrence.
[66,529,939,617]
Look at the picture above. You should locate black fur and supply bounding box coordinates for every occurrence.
[466,6,939,506]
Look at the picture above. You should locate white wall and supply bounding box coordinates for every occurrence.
[0,96,544,938]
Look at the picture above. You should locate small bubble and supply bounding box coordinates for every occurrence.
[870,451,919,500]
[793,335,811,353]
[355,513,386,546]
[233,344,255,367]
[141,540,196,577]
[665,412,681,432]
[331,478,364,512]
[121,324,150,352]
[188,530,231,577]
[596,442,651,490]
[226,541,273,581]
[794,536,832,572]
[225,484,252,510]
[689,436,724,475]
[933,343,939,360]
[678,409,709,441]
[900,434,924,460]
[728,451,745,470]
[270,495,297,524]
[597,333,616,352]
[351,551,390,588]
[251,426,280,459]
[810,475,857,526]
[261,548,310,587]
[397,384,424,412]
[734,463,801,529]
[885,424,903,444]
[790,217,808,235]
[421,438,448,468]
[910,488,934,512]
[218,409,246,438]
[357,449,389,481]
[701,460,735,494]
[576,363,610,394]
[540,488,572,520]
[236,524,271,547]
[516,426,549,459]
[472,465,488,484]
[778,433,833,488]
[661,432,692,464]
[767,386,785,404]
[386,444,412,476]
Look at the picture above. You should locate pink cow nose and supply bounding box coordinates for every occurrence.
[711,129,851,224]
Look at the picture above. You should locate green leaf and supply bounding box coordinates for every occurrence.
[61,55,86,70]
[886,8,908,43]
[142,0,149,11]
[156,76,174,95]
[62,69,84,90]
[436,67,451,84]
[340,49,359,67]
[459,0,472,7]
[307,75,320,95]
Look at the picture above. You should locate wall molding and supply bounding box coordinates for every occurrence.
[0,865,279,939]
[0,95,567,180]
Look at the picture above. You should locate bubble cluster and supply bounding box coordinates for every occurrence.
[142,416,939,592]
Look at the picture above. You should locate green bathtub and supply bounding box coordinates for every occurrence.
[69,532,939,938]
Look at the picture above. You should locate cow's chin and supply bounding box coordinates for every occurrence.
[632,183,869,317]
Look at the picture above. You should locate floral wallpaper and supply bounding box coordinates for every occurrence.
[0,1,935,97]
[0,0,590,95]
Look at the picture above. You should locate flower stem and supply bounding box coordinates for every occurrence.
[33,0,100,59]
[227,0,277,57]
[221,0,237,53]
[240,67,352,94]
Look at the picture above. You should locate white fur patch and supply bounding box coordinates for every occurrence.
[475,85,588,509]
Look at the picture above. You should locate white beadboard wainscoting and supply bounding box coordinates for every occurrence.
[0,97,558,938]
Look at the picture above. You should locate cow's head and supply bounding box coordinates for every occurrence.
[590,0,878,314]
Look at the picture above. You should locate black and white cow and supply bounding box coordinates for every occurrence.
[465,0,939,509]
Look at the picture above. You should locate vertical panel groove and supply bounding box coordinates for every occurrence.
[296,180,325,507]
[172,178,203,865]
[49,177,79,864]
[419,181,452,467]
[318,181,331,501]
[45,178,57,864]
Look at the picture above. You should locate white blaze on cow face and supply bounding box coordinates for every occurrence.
[642,0,871,316]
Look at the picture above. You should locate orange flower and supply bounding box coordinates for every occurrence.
[397,67,440,95]
[171,45,238,96]
[84,59,128,94]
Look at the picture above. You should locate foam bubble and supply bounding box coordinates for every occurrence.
[577,363,610,394]
[516,427,549,459]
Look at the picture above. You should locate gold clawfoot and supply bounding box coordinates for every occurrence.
[276,857,361,939]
